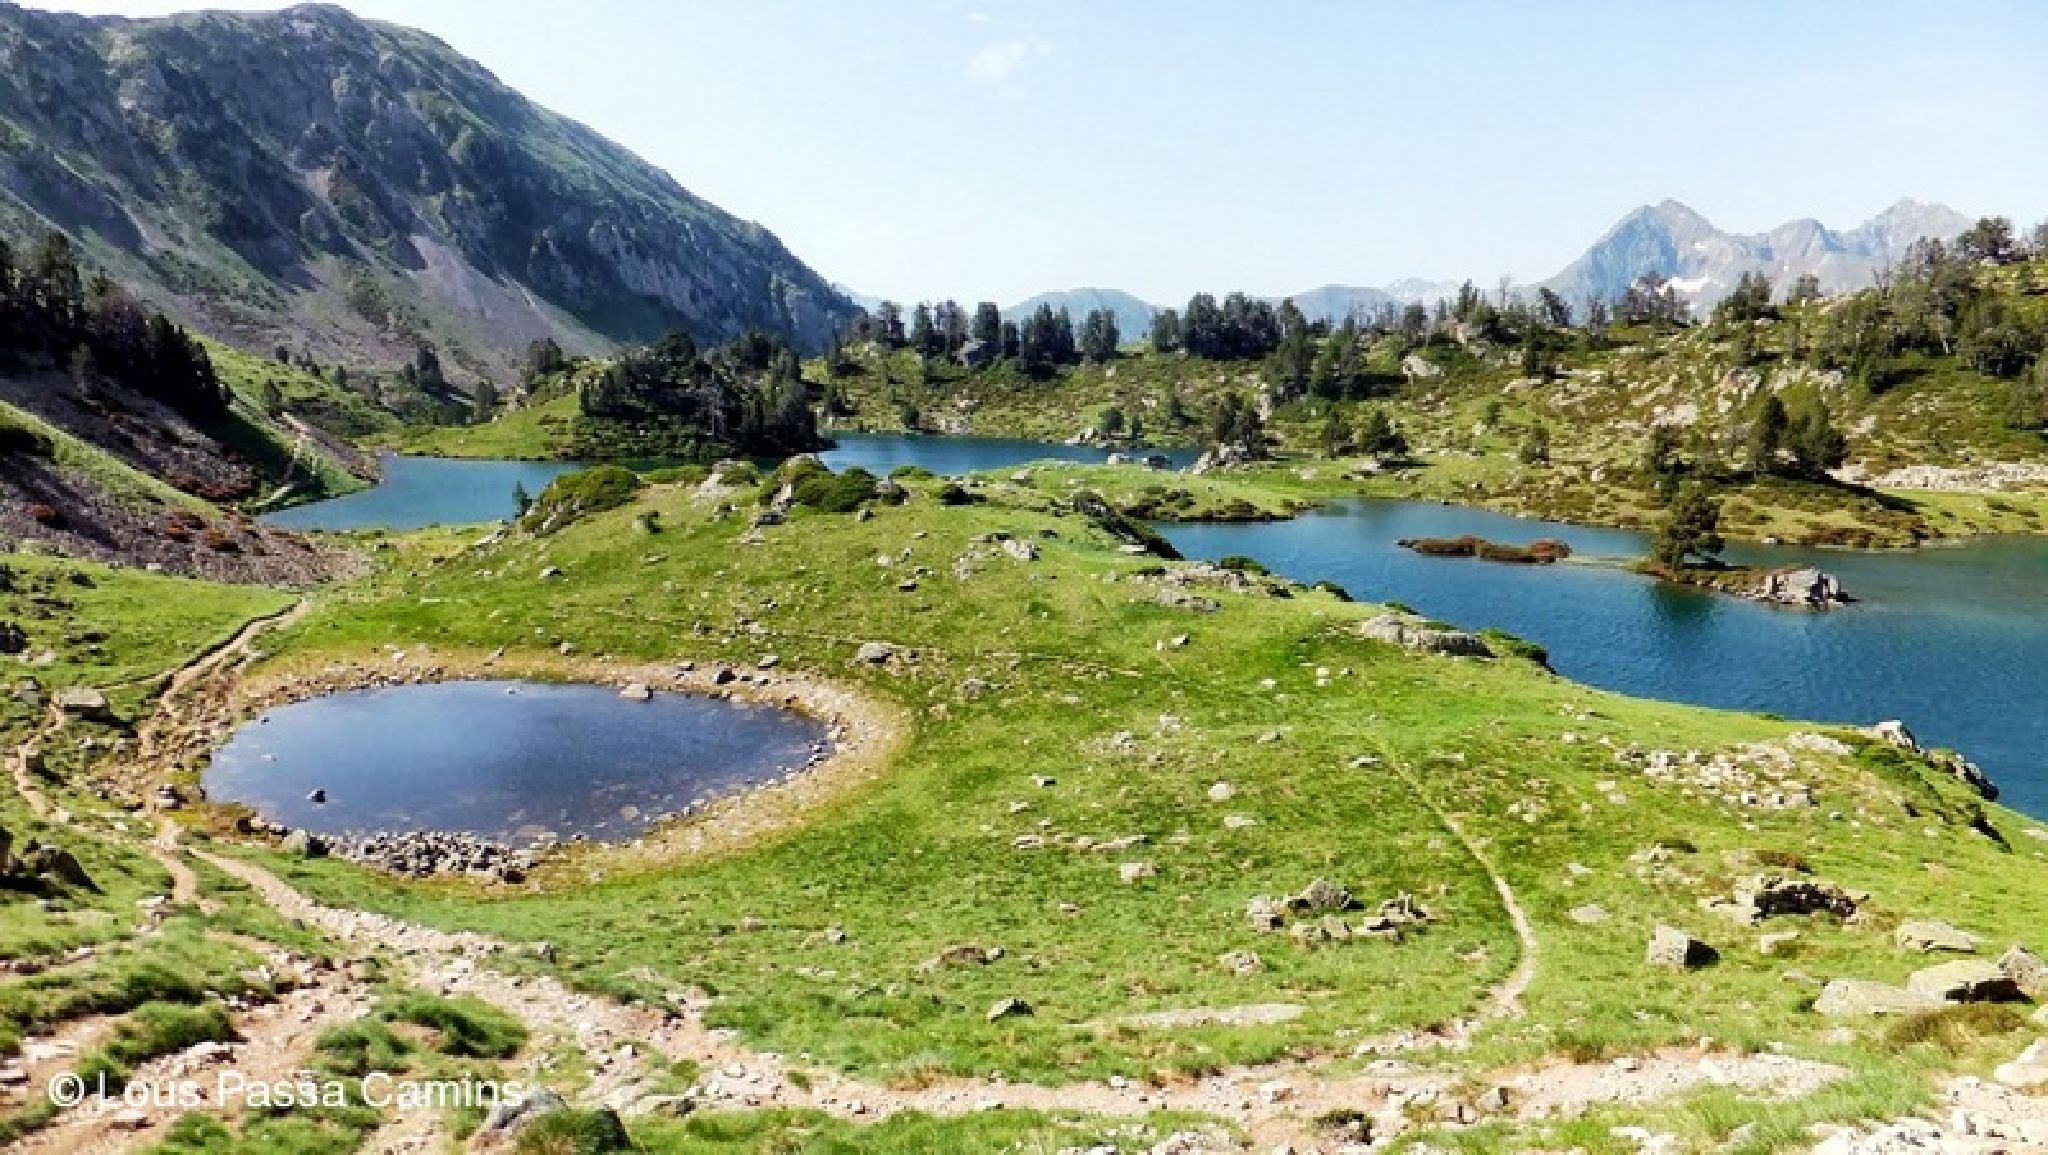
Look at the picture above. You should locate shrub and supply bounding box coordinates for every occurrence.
[1216,554,1269,575]
[523,466,641,534]
[889,465,935,481]
[511,1108,632,1154]
[642,464,711,487]
[1882,1004,2027,1056]
[936,482,980,506]
[791,466,878,513]
[713,461,761,487]
[380,993,526,1059]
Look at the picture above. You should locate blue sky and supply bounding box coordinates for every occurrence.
[31,1,2048,306]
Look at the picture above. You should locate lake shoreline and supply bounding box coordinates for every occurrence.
[179,645,910,889]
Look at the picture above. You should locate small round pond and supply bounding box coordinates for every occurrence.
[203,680,829,844]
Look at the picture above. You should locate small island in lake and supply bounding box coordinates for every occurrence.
[1398,534,1574,564]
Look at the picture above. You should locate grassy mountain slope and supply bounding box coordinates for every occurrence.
[130,464,2045,1150]
[0,3,854,384]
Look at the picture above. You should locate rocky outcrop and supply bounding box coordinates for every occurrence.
[1753,567,1848,608]
[1358,613,1493,658]
[1864,720,2000,801]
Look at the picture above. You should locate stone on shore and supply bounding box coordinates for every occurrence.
[1813,979,1942,1016]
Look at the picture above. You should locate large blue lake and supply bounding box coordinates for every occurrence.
[267,438,2048,819]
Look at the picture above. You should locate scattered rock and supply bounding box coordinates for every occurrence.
[1895,920,1980,954]
[1246,896,1284,932]
[280,829,328,858]
[1207,781,1235,802]
[618,682,653,702]
[1118,861,1156,884]
[305,788,327,804]
[1568,904,1611,925]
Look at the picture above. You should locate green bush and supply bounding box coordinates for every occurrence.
[642,464,711,487]
[889,465,935,481]
[381,993,526,1059]
[1216,554,1269,575]
[792,466,878,513]
[522,466,640,534]
[512,1108,633,1154]
[714,461,761,487]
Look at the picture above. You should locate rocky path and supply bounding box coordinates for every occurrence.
[10,966,373,1155]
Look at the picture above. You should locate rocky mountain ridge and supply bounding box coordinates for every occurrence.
[0,2,854,385]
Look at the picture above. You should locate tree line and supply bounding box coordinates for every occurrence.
[574,328,821,458]
[0,231,226,417]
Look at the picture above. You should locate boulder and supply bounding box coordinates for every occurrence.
[618,682,653,702]
[52,687,111,720]
[1246,895,1284,932]
[1218,949,1263,977]
[475,1085,568,1147]
[986,997,1032,1022]
[852,642,907,667]
[1907,959,2025,1004]
[280,829,328,858]
[1646,925,1716,969]
[1994,1039,2048,1091]
[1118,861,1155,884]
[1813,979,1943,1016]
[1894,920,1980,954]
[0,621,25,655]
[1996,945,2047,999]
[1755,567,1846,607]
[20,843,93,890]
[1567,904,1610,925]
[1869,720,1919,752]
[1289,877,1353,914]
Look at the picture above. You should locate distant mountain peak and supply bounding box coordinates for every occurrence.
[1542,199,1969,307]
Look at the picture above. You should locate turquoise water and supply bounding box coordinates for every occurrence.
[263,455,580,531]
[266,437,2048,818]
[203,681,825,843]
[1162,501,2048,819]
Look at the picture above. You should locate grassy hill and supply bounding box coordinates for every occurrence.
[0,463,2012,1148]
[805,257,2048,548]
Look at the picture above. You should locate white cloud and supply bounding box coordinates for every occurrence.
[966,11,992,23]
[967,39,1046,82]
